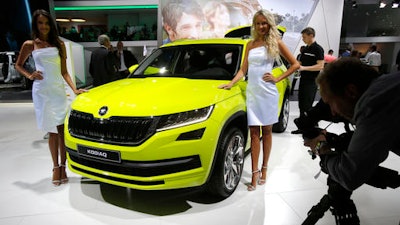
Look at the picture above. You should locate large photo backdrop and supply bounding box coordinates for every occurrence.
[159,0,320,53]
[158,0,344,95]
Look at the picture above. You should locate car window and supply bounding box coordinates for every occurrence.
[131,44,242,80]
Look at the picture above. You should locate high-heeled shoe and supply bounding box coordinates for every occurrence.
[247,170,260,191]
[52,166,61,186]
[258,165,267,185]
[60,164,69,184]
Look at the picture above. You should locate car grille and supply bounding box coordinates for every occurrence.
[68,110,158,146]
[67,148,202,178]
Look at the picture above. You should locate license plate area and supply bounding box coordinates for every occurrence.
[77,145,121,163]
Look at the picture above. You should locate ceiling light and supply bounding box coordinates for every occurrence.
[352,1,358,8]
[56,18,70,22]
[379,0,387,8]
[71,18,86,22]
[392,0,399,8]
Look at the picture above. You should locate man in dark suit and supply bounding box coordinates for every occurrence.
[89,34,119,87]
[114,40,138,79]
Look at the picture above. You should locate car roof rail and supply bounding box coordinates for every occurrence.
[225,25,287,38]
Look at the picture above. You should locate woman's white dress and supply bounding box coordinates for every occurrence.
[246,46,279,126]
[31,47,68,133]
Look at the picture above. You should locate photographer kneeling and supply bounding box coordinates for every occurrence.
[309,57,400,191]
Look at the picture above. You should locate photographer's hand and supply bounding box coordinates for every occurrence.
[304,132,328,155]
[315,141,333,155]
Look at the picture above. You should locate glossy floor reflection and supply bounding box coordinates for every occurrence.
[0,102,399,225]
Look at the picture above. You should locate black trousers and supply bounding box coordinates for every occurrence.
[298,77,318,117]
[116,70,130,80]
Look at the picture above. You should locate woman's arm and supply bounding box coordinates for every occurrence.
[60,42,87,94]
[276,39,300,82]
[218,41,251,89]
[15,40,41,80]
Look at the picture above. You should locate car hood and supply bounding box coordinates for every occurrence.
[72,77,244,117]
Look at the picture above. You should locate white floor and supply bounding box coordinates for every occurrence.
[0,102,399,225]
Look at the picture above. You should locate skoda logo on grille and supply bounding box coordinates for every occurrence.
[98,106,108,116]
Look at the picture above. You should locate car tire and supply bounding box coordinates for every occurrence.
[273,91,290,133]
[206,127,245,199]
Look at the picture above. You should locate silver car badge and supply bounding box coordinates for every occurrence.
[98,106,108,116]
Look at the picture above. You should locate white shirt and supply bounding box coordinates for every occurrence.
[118,51,127,71]
[366,51,381,67]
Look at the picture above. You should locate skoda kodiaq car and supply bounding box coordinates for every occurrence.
[65,36,291,199]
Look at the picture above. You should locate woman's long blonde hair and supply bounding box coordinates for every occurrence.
[251,9,280,58]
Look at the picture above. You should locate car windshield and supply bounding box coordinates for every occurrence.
[130,44,242,80]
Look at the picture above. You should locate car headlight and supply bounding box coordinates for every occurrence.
[156,105,214,131]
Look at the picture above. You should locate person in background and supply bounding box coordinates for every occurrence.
[350,49,360,58]
[5,31,19,51]
[290,45,305,96]
[161,0,204,44]
[203,1,231,38]
[297,45,306,61]
[219,9,300,191]
[15,9,86,186]
[89,34,119,86]
[364,44,381,72]
[114,40,138,79]
[292,27,324,134]
[324,49,337,64]
[341,45,351,57]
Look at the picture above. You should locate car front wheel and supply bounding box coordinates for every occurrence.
[206,127,245,199]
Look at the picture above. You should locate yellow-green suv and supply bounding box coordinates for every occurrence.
[65,36,291,199]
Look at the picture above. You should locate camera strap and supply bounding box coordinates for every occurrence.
[314,169,322,179]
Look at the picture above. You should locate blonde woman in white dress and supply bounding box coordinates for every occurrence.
[15,9,86,186]
[219,9,300,191]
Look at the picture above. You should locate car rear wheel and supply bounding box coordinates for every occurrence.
[207,127,245,199]
[273,91,290,133]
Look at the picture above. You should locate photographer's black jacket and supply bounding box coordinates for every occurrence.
[321,72,400,191]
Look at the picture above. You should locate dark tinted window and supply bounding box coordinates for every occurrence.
[131,44,242,80]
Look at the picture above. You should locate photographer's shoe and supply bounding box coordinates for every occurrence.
[291,129,302,134]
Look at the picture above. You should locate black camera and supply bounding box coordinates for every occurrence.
[294,99,352,160]
[294,99,350,140]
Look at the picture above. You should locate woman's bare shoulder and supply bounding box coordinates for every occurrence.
[22,40,34,47]
[20,40,34,51]
[247,40,255,47]
[247,39,264,50]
